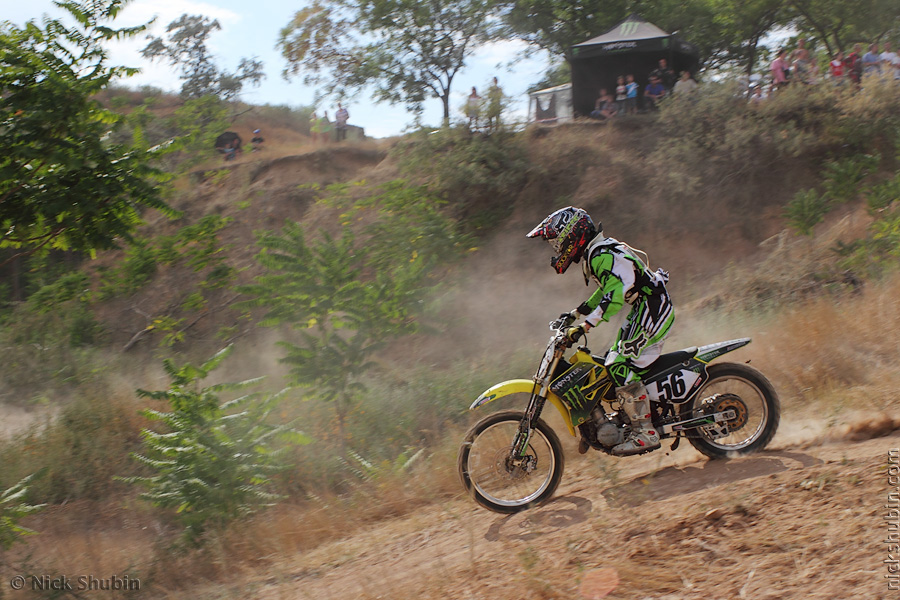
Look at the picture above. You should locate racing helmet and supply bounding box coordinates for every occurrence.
[526,207,598,274]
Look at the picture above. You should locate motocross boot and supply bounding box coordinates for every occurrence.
[611,381,660,456]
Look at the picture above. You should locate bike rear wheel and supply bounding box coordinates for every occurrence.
[458,410,564,514]
[681,363,780,459]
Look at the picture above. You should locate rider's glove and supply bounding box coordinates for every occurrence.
[566,325,588,343]
[574,302,592,316]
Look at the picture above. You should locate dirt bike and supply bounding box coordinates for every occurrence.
[457,313,780,514]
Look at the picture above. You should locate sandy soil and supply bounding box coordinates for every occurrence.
[165,415,900,600]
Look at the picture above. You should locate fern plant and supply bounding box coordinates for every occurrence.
[0,472,46,550]
[121,346,309,544]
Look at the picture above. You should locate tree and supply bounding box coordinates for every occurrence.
[698,0,786,74]
[0,0,176,266]
[240,181,466,451]
[278,0,498,124]
[123,346,309,544]
[240,224,415,451]
[142,14,265,100]
[499,0,630,62]
[787,0,900,55]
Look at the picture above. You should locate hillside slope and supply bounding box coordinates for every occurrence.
[175,416,897,600]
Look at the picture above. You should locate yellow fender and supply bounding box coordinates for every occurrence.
[469,379,577,437]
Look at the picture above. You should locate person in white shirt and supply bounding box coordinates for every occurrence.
[673,71,698,95]
[880,41,900,79]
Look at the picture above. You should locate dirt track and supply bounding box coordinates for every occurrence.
[183,416,899,600]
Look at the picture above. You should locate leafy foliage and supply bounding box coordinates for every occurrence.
[0,0,176,263]
[785,189,829,236]
[241,181,467,448]
[98,214,233,299]
[0,472,45,550]
[123,346,309,544]
[141,14,264,100]
[278,0,499,122]
[821,154,879,204]
[390,127,530,229]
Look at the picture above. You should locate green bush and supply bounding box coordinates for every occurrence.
[0,389,143,502]
[821,154,880,204]
[390,126,530,230]
[0,473,45,550]
[866,173,900,213]
[122,347,309,544]
[785,189,829,236]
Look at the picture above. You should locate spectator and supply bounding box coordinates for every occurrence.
[614,75,627,114]
[790,38,808,64]
[673,71,698,96]
[845,44,863,86]
[466,87,481,129]
[650,58,675,91]
[319,111,333,143]
[335,103,350,141]
[590,89,617,120]
[310,111,320,144]
[250,128,264,151]
[749,85,765,104]
[792,45,817,84]
[644,76,666,109]
[830,51,845,83]
[486,77,503,131]
[881,42,900,80]
[624,74,639,114]
[770,48,789,90]
[863,43,881,76]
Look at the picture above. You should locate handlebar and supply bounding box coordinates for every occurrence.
[549,311,577,332]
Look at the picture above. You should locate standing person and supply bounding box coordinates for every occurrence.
[770,48,789,90]
[845,44,864,86]
[527,207,674,456]
[649,58,675,91]
[673,71,698,96]
[624,74,638,114]
[319,111,333,143]
[309,111,320,144]
[792,44,817,84]
[334,103,350,141]
[614,75,627,114]
[486,77,503,131]
[881,42,900,80]
[829,51,845,82]
[466,87,481,130]
[863,43,882,76]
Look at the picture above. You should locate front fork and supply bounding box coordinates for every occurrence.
[512,350,562,459]
[511,392,547,458]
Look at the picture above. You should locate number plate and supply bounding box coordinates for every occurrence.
[649,369,702,403]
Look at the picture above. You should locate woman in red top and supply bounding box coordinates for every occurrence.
[830,51,845,81]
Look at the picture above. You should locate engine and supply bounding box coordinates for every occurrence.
[578,407,627,450]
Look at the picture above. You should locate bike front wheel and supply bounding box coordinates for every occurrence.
[458,410,564,514]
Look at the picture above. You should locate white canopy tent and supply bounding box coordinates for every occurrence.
[527,83,573,124]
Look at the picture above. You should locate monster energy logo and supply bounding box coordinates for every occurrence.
[563,387,589,410]
[620,21,639,36]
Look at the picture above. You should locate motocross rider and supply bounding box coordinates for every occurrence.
[527,206,674,456]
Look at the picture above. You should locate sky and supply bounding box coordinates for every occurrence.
[4,0,553,138]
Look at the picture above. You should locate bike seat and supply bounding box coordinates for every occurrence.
[639,347,698,379]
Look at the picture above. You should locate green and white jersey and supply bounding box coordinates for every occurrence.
[580,236,669,328]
